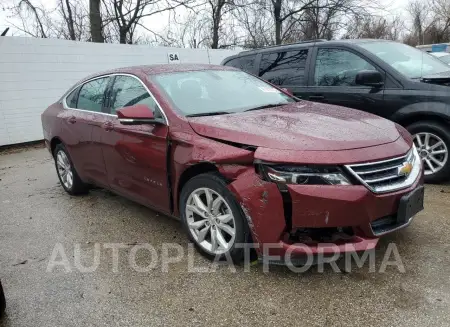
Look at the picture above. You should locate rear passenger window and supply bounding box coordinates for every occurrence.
[77,77,109,112]
[259,49,309,86]
[65,88,79,108]
[224,55,256,73]
[110,76,158,115]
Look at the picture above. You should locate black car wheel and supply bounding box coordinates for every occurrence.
[407,121,450,183]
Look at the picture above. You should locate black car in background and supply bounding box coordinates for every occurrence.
[222,39,450,183]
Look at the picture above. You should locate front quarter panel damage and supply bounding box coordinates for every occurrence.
[171,128,255,215]
[228,169,285,253]
[170,129,286,253]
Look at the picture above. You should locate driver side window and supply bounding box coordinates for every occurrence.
[110,75,161,118]
[314,48,376,87]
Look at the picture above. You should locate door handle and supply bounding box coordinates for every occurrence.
[67,116,76,124]
[103,121,114,131]
[309,95,325,101]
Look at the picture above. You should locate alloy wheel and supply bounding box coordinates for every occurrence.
[185,188,236,255]
[413,132,448,176]
[56,150,74,189]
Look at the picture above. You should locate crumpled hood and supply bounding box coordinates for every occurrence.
[188,102,400,151]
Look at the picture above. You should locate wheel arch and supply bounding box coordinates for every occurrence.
[176,163,221,212]
[50,137,63,156]
[391,103,450,128]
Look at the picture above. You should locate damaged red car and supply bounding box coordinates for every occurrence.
[41,64,424,263]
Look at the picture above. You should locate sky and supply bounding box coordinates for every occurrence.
[0,0,412,40]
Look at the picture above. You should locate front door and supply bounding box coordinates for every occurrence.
[304,47,385,114]
[101,75,171,213]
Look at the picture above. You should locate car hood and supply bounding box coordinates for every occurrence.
[188,102,400,151]
[420,71,450,85]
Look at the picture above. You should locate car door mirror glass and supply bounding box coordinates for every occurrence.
[355,70,384,87]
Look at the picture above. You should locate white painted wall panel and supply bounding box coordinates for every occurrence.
[0,36,239,146]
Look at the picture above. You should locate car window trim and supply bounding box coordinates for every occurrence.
[62,73,169,125]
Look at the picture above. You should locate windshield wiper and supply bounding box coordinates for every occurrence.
[244,103,287,112]
[185,111,231,117]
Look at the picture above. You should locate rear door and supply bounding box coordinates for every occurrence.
[257,48,311,96]
[304,47,385,113]
[101,75,171,214]
[61,76,111,187]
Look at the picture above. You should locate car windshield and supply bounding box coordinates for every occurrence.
[151,70,295,116]
[360,41,450,78]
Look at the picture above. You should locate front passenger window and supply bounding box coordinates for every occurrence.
[314,48,377,86]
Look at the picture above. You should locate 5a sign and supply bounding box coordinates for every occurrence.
[167,52,180,63]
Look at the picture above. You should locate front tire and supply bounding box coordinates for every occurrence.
[407,121,450,184]
[53,144,89,195]
[179,173,250,262]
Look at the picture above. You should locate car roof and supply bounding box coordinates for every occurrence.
[80,64,237,83]
[229,38,394,58]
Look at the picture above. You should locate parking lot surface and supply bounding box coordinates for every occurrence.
[0,146,449,327]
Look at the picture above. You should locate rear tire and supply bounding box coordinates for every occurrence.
[179,173,250,262]
[407,121,450,184]
[0,280,5,319]
[53,144,89,195]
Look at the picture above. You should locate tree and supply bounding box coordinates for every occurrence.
[270,0,317,45]
[8,0,50,38]
[208,0,237,48]
[6,0,90,41]
[57,0,90,41]
[344,16,404,40]
[408,0,430,45]
[60,0,76,40]
[90,0,104,42]
[299,0,374,40]
[234,1,273,48]
[102,0,197,44]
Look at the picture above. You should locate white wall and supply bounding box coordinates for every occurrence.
[0,36,239,146]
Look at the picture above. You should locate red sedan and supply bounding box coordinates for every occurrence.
[41,64,424,263]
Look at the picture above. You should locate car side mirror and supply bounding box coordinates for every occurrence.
[117,104,163,125]
[355,70,384,87]
[281,88,293,96]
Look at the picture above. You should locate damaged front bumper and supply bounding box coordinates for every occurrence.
[228,167,424,260]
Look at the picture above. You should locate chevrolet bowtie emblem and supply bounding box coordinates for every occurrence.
[398,162,413,177]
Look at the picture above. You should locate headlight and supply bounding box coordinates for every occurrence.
[258,165,352,185]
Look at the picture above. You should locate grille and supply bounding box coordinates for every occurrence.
[345,148,420,193]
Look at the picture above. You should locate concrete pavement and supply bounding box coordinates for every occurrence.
[0,147,449,327]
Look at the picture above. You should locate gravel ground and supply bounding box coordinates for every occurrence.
[0,147,449,327]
